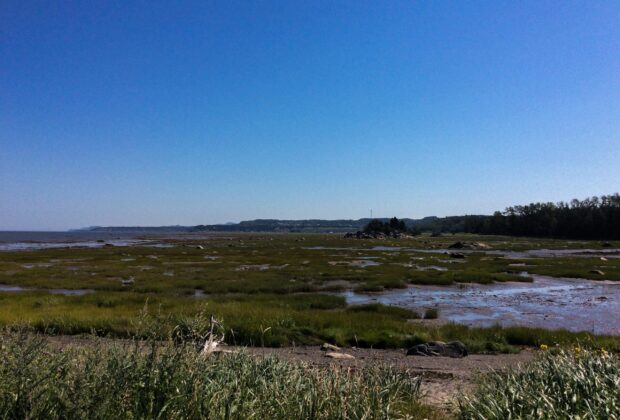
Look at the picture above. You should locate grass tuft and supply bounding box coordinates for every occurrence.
[459,348,620,419]
[423,308,439,319]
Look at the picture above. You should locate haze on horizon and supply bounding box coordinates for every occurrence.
[2,2,619,231]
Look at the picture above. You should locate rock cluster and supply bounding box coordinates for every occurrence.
[344,231,412,239]
[448,241,491,250]
[406,341,468,358]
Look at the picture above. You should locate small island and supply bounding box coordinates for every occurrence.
[345,217,420,238]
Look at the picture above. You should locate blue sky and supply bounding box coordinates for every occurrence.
[1,1,619,230]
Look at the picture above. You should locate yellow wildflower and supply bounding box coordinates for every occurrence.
[540,344,548,350]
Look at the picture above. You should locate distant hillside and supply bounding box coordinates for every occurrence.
[192,216,487,233]
[194,218,406,233]
[76,194,620,239]
[80,216,485,234]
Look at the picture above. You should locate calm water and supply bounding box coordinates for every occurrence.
[0,231,186,251]
[0,231,148,251]
[0,231,147,242]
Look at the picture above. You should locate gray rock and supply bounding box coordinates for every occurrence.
[448,241,490,250]
[406,341,468,358]
[344,231,403,239]
[472,242,491,249]
[590,269,605,276]
[321,343,341,352]
[324,352,355,360]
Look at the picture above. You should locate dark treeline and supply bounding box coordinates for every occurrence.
[461,194,620,240]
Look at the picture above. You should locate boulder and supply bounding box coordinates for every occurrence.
[344,231,405,240]
[589,269,605,276]
[324,352,355,360]
[449,252,466,259]
[448,241,489,250]
[406,341,468,358]
[472,242,491,249]
[121,277,135,286]
[196,245,204,250]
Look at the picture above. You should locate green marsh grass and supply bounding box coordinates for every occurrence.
[1,291,619,352]
[0,234,618,351]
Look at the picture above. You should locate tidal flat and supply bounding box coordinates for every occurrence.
[0,232,618,352]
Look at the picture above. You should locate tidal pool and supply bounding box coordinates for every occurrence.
[0,284,95,296]
[343,275,620,335]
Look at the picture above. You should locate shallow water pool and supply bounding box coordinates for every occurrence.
[343,275,620,335]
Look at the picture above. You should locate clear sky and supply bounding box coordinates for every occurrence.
[1,1,619,230]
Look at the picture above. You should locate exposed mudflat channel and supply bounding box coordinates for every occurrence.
[344,275,620,335]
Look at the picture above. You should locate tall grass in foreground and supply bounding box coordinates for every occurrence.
[0,330,431,420]
[459,349,620,419]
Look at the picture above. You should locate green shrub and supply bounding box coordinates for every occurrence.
[459,349,620,419]
[424,308,439,319]
[347,303,419,319]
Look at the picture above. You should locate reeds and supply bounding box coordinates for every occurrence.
[459,348,620,419]
[0,328,428,419]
